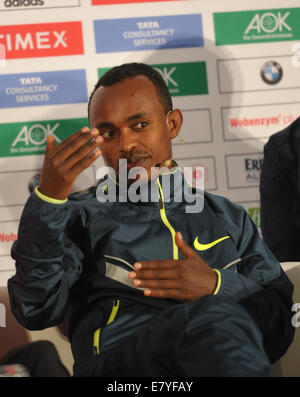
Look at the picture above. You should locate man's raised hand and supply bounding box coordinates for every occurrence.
[39,127,103,200]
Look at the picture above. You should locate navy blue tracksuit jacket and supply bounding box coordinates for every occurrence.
[8,166,294,376]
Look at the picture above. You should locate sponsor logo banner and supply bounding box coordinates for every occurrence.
[0,0,80,10]
[260,61,283,85]
[0,70,88,108]
[217,56,300,93]
[0,21,83,59]
[214,8,300,45]
[0,117,88,157]
[226,153,263,188]
[92,0,190,3]
[222,102,300,141]
[153,62,208,96]
[98,62,208,96]
[94,14,203,53]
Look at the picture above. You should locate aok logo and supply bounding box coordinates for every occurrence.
[0,21,83,59]
[154,66,178,92]
[98,62,208,97]
[12,123,61,148]
[152,62,208,96]
[244,12,291,34]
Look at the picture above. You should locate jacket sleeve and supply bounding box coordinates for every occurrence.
[218,208,295,363]
[7,191,85,330]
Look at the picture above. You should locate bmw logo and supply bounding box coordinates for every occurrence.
[260,61,283,85]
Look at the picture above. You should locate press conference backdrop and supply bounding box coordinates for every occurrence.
[0,0,299,285]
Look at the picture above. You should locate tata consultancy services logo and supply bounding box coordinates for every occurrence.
[0,70,87,108]
[0,21,83,59]
[94,14,204,53]
[214,8,300,45]
[260,61,283,85]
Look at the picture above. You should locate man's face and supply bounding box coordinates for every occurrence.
[89,75,182,183]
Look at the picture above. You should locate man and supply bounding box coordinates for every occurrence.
[260,117,300,261]
[8,63,294,377]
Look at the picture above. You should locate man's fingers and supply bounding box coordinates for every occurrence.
[55,126,90,151]
[58,128,100,162]
[129,268,178,281]
[133,260,177,271]
[175,232,198,259]
[68,147,102,176]
[62,135,103,171]
[143,288,183,299]
[49,127,98,161]
[132,278,179,290]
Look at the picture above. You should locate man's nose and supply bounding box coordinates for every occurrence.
[119,128,137,153]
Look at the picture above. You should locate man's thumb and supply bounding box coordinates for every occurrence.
[175,231,197,258]
[46,135,56,153]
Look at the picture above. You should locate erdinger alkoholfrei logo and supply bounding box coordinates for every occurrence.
[260,61,283,85]
[244,156,263,183]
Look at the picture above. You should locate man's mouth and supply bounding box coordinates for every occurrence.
[126,156,150,169]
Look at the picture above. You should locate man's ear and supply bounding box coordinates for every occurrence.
[167,109,183,139]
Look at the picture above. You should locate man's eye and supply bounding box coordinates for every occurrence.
[101,130,114,138]
[135,121,149,129]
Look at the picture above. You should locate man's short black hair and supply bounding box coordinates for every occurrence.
[88,62,173,122]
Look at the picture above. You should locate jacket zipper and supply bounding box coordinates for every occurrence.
[157,179,178,260]
[93,299,120,355]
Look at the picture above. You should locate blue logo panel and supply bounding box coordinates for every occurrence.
[94,14,204,53]
[0,69,88,108]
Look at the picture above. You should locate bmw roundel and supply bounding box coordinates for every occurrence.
[260,61,283,85]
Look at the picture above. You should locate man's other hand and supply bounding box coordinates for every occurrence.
[128,232,218,301]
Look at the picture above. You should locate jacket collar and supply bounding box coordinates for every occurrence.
[100,160,195,206]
